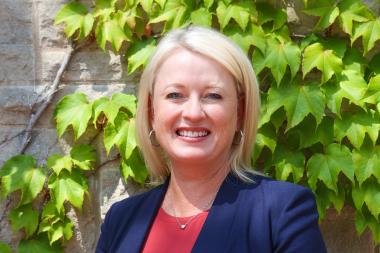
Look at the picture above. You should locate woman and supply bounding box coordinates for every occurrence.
[96,26,327,253]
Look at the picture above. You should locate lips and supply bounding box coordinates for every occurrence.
[175,128,210,138]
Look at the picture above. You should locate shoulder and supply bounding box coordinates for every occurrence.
[234,173,314,202]
[231,173,317,216]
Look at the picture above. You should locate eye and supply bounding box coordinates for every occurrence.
[166,92,183,99]
[205,93,222,99]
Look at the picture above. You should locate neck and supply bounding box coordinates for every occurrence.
[163,159,229,217]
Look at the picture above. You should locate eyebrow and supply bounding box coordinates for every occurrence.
[161,82,225,90]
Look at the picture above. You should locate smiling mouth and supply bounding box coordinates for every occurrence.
[176,130,210,138]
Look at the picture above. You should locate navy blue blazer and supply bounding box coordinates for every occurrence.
[96,173,327,253]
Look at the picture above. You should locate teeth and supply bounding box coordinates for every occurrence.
[178,130,208,137]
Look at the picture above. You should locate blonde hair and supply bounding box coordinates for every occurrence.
[136,26,260,183]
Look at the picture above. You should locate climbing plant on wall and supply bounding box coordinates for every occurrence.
[1,0,380,251]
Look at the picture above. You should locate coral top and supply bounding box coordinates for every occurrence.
[141,207,209,253]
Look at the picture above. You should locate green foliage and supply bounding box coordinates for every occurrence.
[0,242,12,253]
[9,204,39,237]
[0,145,95,251]
[0,155,45,206]
[54,93,92,139]
[2,0,380,251]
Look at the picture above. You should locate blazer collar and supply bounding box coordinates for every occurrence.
[129,173,242,253]
[192,173,242,252]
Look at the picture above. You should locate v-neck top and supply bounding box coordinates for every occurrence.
[141,208,209,253]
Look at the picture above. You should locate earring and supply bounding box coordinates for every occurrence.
[149,130,160,147]
[232,130,244,145]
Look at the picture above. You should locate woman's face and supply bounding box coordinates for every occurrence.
[151,49,241,167]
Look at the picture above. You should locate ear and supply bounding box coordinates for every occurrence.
[236,95,245,130]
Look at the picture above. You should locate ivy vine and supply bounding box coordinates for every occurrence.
[1,0,380,251]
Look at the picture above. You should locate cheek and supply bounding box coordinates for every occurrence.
[151,102,177,130]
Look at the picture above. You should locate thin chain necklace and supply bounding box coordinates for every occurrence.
[169,192,216,230]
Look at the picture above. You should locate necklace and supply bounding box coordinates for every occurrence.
[169,192,216,230]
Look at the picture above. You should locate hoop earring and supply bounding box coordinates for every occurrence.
[233,130,244,145]
[149,130,160,147]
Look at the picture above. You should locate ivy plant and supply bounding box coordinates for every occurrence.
[1,0,380,251]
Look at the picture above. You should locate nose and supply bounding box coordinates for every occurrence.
[182,96,205,122]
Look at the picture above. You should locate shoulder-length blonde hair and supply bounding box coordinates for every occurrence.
[136,26,260,183]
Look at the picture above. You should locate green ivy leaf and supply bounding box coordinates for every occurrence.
[315,184,345,219]
[338,0,371,36]
[339,69,367,106]
[190,7,212,27]
[343,47,367,73]
[140,0,154,13]
[41,200,64,220]
[352,181,380,220]
[334,110,380,150]
[18,234,62,253]
[355,212,380,242]
[255,124,277,160]
[48,170,88,211]
[302,42,343,83]
[290,116,334,149]
[352,17,380,54]
[93,93,137,126]
[225,24,266,54]
[273,145,305,183]
[55,3,94,40]
[363,75,380,105]
[95,18,130,51]
[204,0,214,9]
[0,242,12,253]
[0,155,45,206]
[104,112,136,159]
[47,154,73,175]
[149,0,188,30]
[9,204,39,237]
[70,145,96,171]
[322,81,344,116]
[303,0,339,30]
[353,145,380,186]
[95,0,118,9]
[216,1,255,31]
[251,49,266,75]
[126,39,157,74]
[121,148,148,184]
[49,218,74,245]
[266,82,325,131]
[307,143,354,193]
[54,93,92,139]
[263,37,301,85]
[256,2,287,31]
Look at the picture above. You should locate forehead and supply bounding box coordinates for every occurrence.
[153,48,236,91]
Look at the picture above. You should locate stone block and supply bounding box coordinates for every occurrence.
[97,160,146,220]
[0,0,33,45]
[0,45,35,84]
[37,0,68,48]
[41,47,137,83]
[320,207,375,253]
[0,127,63,165]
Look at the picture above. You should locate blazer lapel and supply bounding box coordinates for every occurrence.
[192,173,241,253]
[116,180,168,253]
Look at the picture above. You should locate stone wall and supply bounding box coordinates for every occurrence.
[0,0,378,252]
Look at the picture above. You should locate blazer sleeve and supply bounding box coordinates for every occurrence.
[270,186,327,253]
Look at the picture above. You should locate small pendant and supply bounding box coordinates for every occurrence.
[180,224,186,230]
